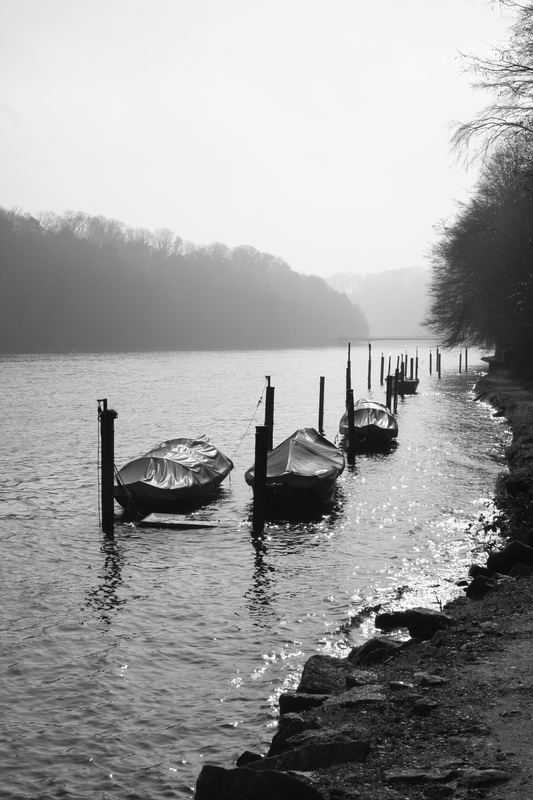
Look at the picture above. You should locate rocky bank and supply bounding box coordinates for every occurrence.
[195,371,533,800]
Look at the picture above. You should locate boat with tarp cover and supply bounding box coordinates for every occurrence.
[245,427,344,516]
[339,398,398,452]
[114,435,233,515]
[399,377,419,395]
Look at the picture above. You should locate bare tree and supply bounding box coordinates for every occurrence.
[454,2,533,158]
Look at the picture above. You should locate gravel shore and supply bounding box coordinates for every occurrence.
[195,370,533,800]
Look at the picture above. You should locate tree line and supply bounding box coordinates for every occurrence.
[0,208,368,353]
[427,1,533,377]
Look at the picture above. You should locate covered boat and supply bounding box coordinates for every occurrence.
[399,377,419,395]
[339,398,398,452]
[114,435,233,514]
[244,427,344,515]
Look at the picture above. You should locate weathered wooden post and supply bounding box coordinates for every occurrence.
[415,347,419,379]
[399,358,405,398]
[437,350,442,379]
[459,352,462,374]
[318,376,325,435]
[410,357,414,379]
[380,353,385,386]
[264,376,275,452]
[252,425,268,534]
[346,388,356,465]
[345,342,352,398]
[385,374,393,410]
[465,347,468,372]
[98,398,118,535]
[429,349,433,375]
[367,343,372,390]
[393,368,399,414]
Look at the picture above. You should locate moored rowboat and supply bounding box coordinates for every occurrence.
[339,398,398,452]
[245,427,344,516]
[114,435,233,514]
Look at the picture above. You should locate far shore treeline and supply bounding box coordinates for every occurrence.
[0,207,368,353]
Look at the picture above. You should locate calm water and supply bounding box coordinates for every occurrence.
[0,342,509,799]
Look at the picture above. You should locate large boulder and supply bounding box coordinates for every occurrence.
[375,608,452,639]
[324,684,386,711]
[195,764,325,800]
[375,610,410,631]
[279,692,328,715]
[486,540,533,576]
[277,724,370,754]
[348,636,404,665]
[465,575,496,599]
[296,654,348,694]
[245,739,370,772]
[268,714,319,756]
[403,608,452,640]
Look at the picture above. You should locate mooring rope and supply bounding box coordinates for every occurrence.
[230,380,268,459]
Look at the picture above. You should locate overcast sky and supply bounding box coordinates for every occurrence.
[0,0,516,277]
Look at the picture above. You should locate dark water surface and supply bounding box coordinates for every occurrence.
[0,343,509,799]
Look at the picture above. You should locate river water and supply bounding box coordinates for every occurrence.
[0,342,509,799]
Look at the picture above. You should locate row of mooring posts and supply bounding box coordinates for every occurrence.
[372,346,420,387]
[98,345,471,536]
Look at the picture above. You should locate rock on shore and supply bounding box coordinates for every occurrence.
[195,372,533,800]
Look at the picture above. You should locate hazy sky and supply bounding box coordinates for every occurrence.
[0,0,516,277]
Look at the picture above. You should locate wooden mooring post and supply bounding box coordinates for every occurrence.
[98,398,118,535]
[252,425,268,534]
[380,353,385,386]
[346,388,356,466]
[318,376,325,435]
[465,347,468,372]
[459,352,462,374]
[429,349,432,375]
[415,347,419,379]
[346,342,352,397]
[385,374,393,410]
[264,376,275,451]
[393,368,399,414]
[367,343,372,390]
[437,350,442,379]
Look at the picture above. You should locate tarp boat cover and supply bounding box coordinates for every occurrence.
[245,427,344,509]
[339,399,398,450]
[114,435,233,511]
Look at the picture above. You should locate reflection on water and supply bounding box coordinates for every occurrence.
[85,535,125,623]
[0,344,510,799]
[246,535,275,624]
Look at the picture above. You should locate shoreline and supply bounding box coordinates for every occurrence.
[195,369,533,800]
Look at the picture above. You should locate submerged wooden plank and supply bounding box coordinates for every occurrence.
[138,513,218,530]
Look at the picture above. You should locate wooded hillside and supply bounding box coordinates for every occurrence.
[0,208,368,353]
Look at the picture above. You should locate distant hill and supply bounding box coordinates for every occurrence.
[0,207,368,353]
[326,266,430,339]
